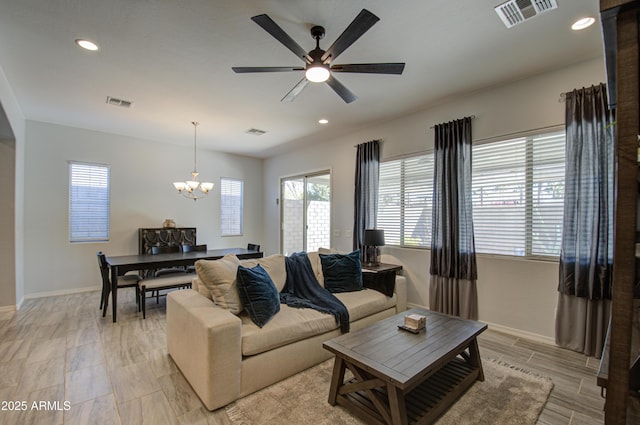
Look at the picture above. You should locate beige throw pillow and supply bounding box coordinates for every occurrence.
[195,254,243,314]
[241,254,287,291]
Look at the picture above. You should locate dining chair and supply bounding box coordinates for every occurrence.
[138,274,193,319]
[247,243,261,252]
[150,245,187,277]
[181,244,207,253]
[97,251,141,312]
[182,244,207,273]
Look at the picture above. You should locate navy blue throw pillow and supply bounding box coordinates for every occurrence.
[236,264,280,328]
[319,250,363,293]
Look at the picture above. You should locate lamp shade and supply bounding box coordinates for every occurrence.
[363,229,385,246]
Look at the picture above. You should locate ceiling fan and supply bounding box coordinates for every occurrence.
[232,9,405,103]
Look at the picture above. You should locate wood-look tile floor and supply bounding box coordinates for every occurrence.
[0,291,605,425]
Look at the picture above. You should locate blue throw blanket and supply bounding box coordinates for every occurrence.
[280,252,350,333]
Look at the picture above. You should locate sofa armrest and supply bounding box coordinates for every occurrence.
[166,289,242,410]
[394,275,407,313]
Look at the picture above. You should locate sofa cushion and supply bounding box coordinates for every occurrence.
[305,251,324,287]
[319,250,363,293]
[240,254,287,292]
[240,304,337,356]
[236,264,280,328]
[195,254,243,314]
[334,289,397,322]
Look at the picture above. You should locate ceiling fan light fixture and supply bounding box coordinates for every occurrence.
[306,65,330,83]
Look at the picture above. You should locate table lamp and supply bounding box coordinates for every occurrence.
[363,229,385,266]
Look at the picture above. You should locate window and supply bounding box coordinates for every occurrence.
[69,161,110,243]
[378,154,434,247]
[220,178,243,236]
[472,131,565,257]
[377,129,565,258]
[280,172,331,254]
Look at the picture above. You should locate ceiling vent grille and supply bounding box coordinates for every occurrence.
[106,96,133,108]
[245,128,266,136]
[495,0,558,28]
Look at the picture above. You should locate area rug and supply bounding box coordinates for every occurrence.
[224,358,553,425]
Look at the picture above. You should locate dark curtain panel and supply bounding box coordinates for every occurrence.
[353,140,380,254]
[556,83,615,358]
[429,117,478,319]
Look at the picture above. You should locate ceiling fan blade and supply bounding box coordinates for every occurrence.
[326,75,357,103]
[321,9,380,63]
[330,63,405,74]
[232,66,304,73]
[251,14,311,62]
[281,77,310,102]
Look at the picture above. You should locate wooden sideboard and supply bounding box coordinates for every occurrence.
[138,227,197,254]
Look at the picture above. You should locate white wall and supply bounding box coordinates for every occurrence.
[0,139,15,308]
[263,57,606,341]
[22,120,263,297]
[0,64,25,308]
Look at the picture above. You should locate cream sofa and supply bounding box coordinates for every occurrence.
[166,251,407,411]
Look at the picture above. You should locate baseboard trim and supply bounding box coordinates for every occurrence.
[406,302,556,346]
[483,321,556,346]
[23,286,100,300]
[0,304,16,313]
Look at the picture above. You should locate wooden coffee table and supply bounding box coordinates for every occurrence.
[322,308,487,425]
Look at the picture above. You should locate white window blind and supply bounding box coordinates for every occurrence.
[378,154,434,247]
[377,129,565,258]
[220,178,243,236]
[472,131,565,257]
[69,161,110,243]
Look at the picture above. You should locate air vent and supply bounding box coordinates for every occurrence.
[245,128,266,136]
[106,96,133,108]
[495,0,558,28]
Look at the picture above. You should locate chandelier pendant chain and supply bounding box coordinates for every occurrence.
[192,121,199,177]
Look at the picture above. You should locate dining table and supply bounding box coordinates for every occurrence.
[104,247,263,322]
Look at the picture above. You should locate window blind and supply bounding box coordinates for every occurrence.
[378,154,434,247]
[471,131,565,257]
[377,129,565,258]
[220,178,243,236]
[69,161,110,242]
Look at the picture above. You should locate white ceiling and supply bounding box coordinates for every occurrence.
[0,0,603,157]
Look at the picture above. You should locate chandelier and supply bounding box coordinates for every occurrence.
[173,121,214,201]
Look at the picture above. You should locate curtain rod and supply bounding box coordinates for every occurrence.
[382,123,564,161]
[429,115,476,129]
[559,83,607,103]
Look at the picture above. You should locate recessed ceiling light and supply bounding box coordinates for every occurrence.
[75,39,99,51]
[571,17,595,31]
[318,119,328,124]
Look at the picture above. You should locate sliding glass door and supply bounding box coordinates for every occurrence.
[280,171,331,255]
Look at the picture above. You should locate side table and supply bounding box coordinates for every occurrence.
[362,262,402,274]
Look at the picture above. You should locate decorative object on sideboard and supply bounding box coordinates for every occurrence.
[364,228,385,266]
[172,121,214,201]
[163,219,176,228]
